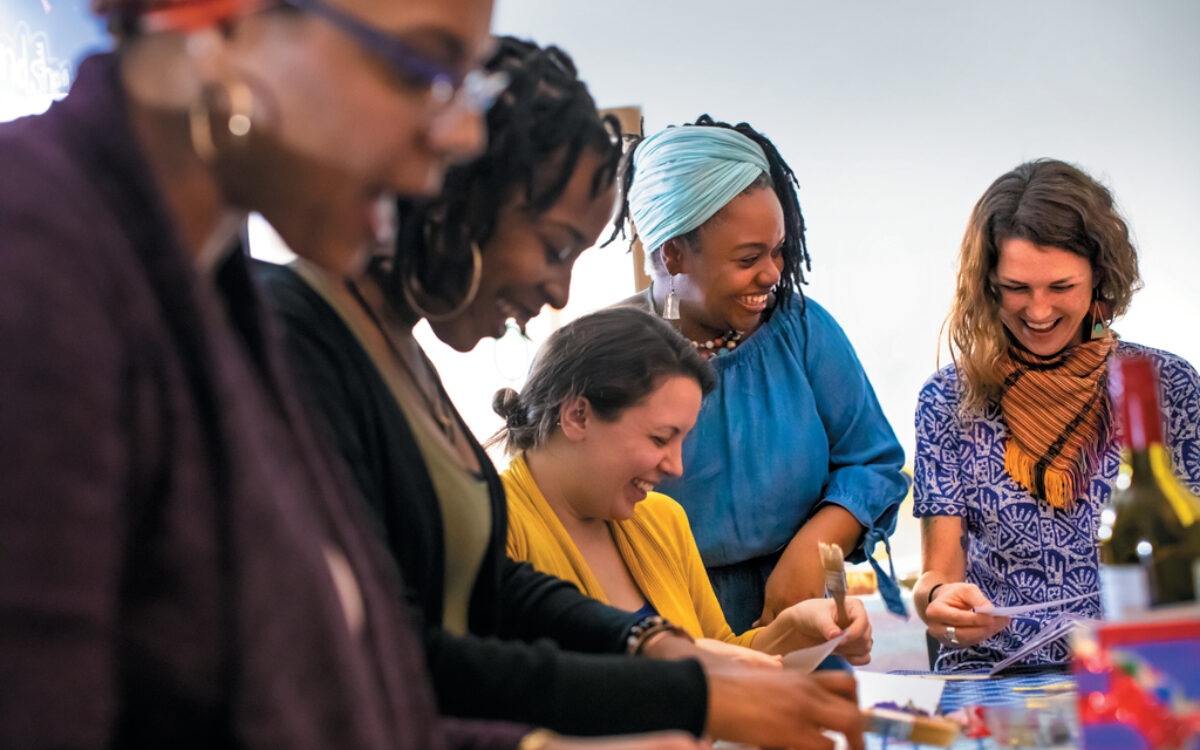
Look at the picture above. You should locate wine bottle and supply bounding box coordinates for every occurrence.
[1097,356,1200,620]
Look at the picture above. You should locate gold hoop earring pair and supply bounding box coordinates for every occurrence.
[401,242,484,322]
[189,76,255,163]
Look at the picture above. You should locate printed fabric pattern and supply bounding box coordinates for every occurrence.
[913,340,1200,672]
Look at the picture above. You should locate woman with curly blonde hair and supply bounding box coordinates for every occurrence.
[912,159,1200,673]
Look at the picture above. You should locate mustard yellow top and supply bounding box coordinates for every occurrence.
[503,453,758,647]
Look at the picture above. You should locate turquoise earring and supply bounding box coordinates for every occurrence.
[1090,298,1110,340]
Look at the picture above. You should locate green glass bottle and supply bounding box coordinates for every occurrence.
[1098,356,1200,620]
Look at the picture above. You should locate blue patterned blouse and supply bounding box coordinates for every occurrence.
[914,341,1200,672]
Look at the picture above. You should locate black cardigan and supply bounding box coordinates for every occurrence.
[254,261,707,736]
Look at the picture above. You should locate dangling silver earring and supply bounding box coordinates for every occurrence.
[663,274,680,320]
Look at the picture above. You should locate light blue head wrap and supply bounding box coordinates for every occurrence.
[628,125,770,253]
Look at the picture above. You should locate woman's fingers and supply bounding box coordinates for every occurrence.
[933,615,1011,648]
[807,673,865,750]
[545,732,703,750]
[926,583,1001,628]
[929,606,997,628]
[834,598,873,664]
[704,663,864,748]
[800,598,844,640]
[924,583,1013,647]
[844,599,871,642]
[812,670,859,701]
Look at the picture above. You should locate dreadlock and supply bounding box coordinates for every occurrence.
[389,36,622,312]
[608,114,811,321]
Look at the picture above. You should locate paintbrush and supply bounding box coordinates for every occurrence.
[819,541,851,630]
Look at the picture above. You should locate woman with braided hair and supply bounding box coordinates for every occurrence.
[257,37,865,750]
[615,116,910,633]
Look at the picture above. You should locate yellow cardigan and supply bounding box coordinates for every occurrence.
[503,454,758,648]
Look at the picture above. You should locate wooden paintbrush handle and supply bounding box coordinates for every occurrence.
[834,593,851,629]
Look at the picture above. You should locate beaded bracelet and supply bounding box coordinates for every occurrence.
[624,614,693,655]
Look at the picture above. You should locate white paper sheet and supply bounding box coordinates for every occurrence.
[854,671,946,714]
[780,631,848,673]
[973,590,1096,616]
[987,613,1094,676]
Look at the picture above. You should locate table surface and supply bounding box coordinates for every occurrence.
[866,670,1078,750]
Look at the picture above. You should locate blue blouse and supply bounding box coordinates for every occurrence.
[914,341,1200,673]
[655,295,908,584]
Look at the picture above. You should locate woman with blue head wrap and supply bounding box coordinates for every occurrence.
[614,116,910,633]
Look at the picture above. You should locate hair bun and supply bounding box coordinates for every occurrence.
[492,387,527,429]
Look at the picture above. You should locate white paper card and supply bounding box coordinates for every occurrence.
[973,590,1095,616]
[854,671,945,714]
[781,632,848,673]
[987,613,1094,676]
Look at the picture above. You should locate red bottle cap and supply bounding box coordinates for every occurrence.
[1110,356,1163,450]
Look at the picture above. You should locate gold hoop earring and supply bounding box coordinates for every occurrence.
[401,242,483,322]
[189,77,255,163]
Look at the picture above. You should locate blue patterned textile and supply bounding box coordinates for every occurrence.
[655,295,909,629]
[913,341,1200,672]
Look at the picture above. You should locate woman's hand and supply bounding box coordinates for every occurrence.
[542,731,708,750]
[828,598,872,665]
[705,665,864,750]
[695,638,782,669]
[923,582,1010,648]
[755,598,873,665]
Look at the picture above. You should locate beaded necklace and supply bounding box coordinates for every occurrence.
[691,329,744,360]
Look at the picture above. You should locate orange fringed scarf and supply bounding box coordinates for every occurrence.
[997,333,1118,510]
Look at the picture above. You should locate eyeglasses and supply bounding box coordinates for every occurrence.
[280,0,509,113]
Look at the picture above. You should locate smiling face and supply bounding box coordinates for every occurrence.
[995,237,1094,356]
[666,187,785,341]
[565,375,702,522]
[223,0,494,275]
[430,146,617,351]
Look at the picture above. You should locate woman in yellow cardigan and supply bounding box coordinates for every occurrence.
[493,308,872,665]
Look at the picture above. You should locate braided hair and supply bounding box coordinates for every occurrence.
[389,36,622,312]
[608,114,812,321]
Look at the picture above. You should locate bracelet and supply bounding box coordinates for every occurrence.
[518,729,556,750]
[927,583,945,605]
[624,614,693,655]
